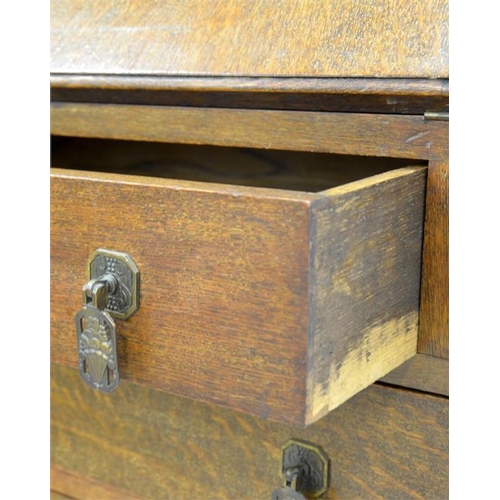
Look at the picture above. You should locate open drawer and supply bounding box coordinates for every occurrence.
[50,138,426,427]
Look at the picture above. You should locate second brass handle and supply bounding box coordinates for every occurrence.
[271,439,329,499]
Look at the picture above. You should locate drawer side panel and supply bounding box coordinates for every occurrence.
[307,167,427,424]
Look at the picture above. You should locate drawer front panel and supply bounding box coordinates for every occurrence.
[51,170,314,425]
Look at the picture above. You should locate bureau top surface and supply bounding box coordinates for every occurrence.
[51,0,448,79]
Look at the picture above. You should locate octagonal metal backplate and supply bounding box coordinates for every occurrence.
[281,439,330,498]
[88,249,140,320]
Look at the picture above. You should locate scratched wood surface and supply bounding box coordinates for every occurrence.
[51,363,449,500]
[50,76,449,115]
[50,104,449,161]
[51,164,425,426]
[50,0,448,78]
[418,161,449,358]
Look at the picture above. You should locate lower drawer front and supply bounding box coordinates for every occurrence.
[50,363,448,499]
[51,154,426,426]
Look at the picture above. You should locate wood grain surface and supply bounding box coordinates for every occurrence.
[418,161,449,358]
[51,363,449,500]
[50,0,448,78]
[50,76,449,115]
[379,353,449,396]
[50,490,75,500]
[50,103,449,161]
[51,166,426,426]
[50,76,449,95]
[51,466,141,500]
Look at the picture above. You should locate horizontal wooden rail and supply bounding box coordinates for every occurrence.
[378,353,449,396]
[51,103,448,161]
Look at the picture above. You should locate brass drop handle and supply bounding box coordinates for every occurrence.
[75,249,140,392]
[272,467,306,500]
[271,440,330,500]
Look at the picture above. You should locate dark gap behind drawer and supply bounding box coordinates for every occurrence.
[50,136,426,193]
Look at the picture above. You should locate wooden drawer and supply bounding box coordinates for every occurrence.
[51,139,426,426]
[51,362,448,499]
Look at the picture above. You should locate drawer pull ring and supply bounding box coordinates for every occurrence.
[75,249,140,392]
[272,439,330,499]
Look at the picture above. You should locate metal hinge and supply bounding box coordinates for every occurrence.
[424,111,449,122]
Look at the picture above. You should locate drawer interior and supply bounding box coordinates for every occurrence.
[51,136,425,192]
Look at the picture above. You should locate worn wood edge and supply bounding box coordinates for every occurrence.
[51,464,142,500]
[49,167,319,203]
[50,75,449,96]
[51,77,449,115]
[50,103,448,160]
[306,167,427,425]
[378,353,449,396]
[308,318,418,425]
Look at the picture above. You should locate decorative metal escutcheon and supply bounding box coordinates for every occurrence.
[272,439,330,500]
[75,249,140,392]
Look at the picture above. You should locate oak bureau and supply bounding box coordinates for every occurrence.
[50,1,449,498]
